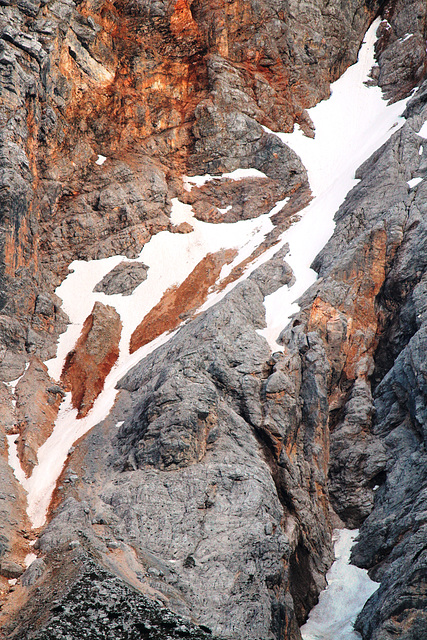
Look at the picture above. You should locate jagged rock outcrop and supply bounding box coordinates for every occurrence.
[375,0,427,101]
[3,545,223,640]
[61,302,122,417]
[298,78,427,637]
[0,0,395,379]
[93,261,149,296]
[0,423,29,598]
[15,357,63,475]
[10,256,333,639]
[349,86,427,639]
[1,0,427,639]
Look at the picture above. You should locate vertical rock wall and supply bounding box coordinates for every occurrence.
[0,0,426,639]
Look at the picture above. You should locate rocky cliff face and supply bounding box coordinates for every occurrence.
[0,0,427,639]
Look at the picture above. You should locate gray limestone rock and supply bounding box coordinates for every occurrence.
[1,2,426,640]
[190,102,307,192]
[32,262,334,640]
[20,558,46,587]
[93,262,149,296]
[376,1,427,101]
[310,78,427,638]
[249,245,295,296]
[0,560,24,579]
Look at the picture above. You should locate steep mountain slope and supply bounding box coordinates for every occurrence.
[0,1,426,639]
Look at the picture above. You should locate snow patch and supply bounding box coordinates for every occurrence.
[46,198,274,383]
[7,18,412,531]
[23,197,277,528]
[5,362,30,394]
[418,122,427,138]
[399,33,413,43]
[183,168,268,191]
[26,330,179,528]
[5,362,30,407]
[24,553,37,568]
[300,529,379,640]
[222,168,268,181]
[6,435,27,485]
[408,177,423,188]
[95,154,107,165]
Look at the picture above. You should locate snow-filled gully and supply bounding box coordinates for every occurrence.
[6,17,426,638]
[300,530,378,640]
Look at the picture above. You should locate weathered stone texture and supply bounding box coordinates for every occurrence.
[61,302,122,417]
[1,1,427,639]
[30,263,334,640]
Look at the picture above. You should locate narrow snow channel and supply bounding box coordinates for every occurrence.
[257,18,410,350]
[301,530,378,640]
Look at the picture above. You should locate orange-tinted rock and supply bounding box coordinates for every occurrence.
[170,221,194,234]
[61,302,122,418]
[182,176,294,223]
[0,0,389,375]
[15,358,64,477]
[307,228,387,389]
[0,424,31,601]
[130,249,237,353]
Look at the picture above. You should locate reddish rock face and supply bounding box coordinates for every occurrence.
[130,248,237,353]
[1,1,427,638]
[0,0,384,291]
[61,302,122,418]
[307,228,387,392]
[0,0,397,384]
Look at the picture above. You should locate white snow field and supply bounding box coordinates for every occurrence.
[300,529,379,640]
[183,167,269,190]
[258,17,410,349]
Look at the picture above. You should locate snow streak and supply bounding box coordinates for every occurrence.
[9,185,278,528]
[258,18,410,349]
[300,530,378,640]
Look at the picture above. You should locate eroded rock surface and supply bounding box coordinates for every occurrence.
[129,249,237,352]
[15,357,64,475]
[93,261,149,296]
[61,302,122,417]
[2,545,223,640]
[1,1,427,639]
[303,79,427,637]
[24,260,333,639]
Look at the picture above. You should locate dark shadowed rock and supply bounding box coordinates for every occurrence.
[0,560,24,579]
[4,548,224,640]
